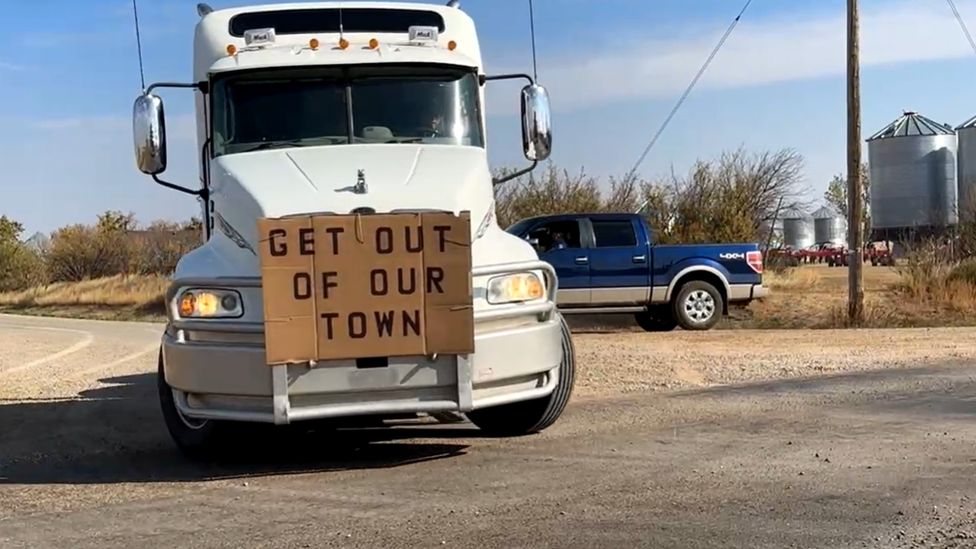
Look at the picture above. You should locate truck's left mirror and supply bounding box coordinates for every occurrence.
[133,93,167,175]
[521,84,552,162]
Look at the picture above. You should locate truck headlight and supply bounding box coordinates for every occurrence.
[177,289,243,318]
[486,273,545,304]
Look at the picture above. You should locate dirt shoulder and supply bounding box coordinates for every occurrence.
[572,327,976,399]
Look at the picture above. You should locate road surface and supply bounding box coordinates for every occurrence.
[1,314,975,548]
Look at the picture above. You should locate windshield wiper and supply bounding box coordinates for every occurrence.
[238,138,343,153]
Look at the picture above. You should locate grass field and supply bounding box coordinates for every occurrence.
[1,265,973,328]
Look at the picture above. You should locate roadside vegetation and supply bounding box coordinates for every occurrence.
[2,147,975,327]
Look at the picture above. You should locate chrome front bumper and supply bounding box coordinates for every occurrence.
[162,261,564,425]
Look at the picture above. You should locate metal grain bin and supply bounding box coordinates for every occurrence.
[956,115,976,222]
[867,111,958,230]
[782,214,814,249]
[813,206,847,246]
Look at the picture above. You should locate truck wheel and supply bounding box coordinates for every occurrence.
[673,281,723,331]
[157,352,229,460]
[634,306,678,332]
[467,315,575,436]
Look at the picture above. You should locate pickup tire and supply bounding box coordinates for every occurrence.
[466,314,575,436]
[673,280,723,331]
[157,352,230,460]
[634,306,678,332]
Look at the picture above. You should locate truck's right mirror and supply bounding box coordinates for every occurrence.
[521,84,552,162]
[132,93,168,175]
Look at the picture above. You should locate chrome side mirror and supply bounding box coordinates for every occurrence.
[520,84,552,162]
[133,93,167,175]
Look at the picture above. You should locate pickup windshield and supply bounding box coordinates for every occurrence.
[211,65,484,156]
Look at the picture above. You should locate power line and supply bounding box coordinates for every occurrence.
[946,0,976,56]
[627,0,754,176]
[131,0,146,91]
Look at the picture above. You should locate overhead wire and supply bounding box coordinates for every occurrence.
[946,0,976,56]
[627,0,754,177]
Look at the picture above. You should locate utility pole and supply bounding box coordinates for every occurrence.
[847,0,865,324]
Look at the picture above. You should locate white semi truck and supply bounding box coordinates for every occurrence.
[132,1,575,456]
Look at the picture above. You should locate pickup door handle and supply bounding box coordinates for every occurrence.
[575,256,589,265]
[632,255,647,263]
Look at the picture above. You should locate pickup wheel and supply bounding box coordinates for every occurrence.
[673,281,723,331]
[634,306,678,332]
[157,352,231,460]
[466,314,575,436]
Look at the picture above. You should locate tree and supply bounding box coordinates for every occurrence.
[824,162,871,236]
[0,215,46,291]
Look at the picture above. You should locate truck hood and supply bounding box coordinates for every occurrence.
[193,145,521,275]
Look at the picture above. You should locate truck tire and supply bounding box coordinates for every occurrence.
[672,280,723,331]
[634,306,678,332]
[467,315,575,436]
[157,352,230,460]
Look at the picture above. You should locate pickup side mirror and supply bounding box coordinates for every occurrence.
[520,84,552,162]
[133,93,167,175]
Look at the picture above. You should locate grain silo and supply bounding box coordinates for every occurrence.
[955,114,976,222]
[867,111,958,239]
[782,212,814,249]
[813,206,847,246]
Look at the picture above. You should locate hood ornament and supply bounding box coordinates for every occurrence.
[354,169,368,194]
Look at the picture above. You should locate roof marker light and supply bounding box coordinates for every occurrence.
[226,44,237,55]
[309,38,320,50]
[448,40,457,51]
[338,37,349,50]
[368,38,379,49]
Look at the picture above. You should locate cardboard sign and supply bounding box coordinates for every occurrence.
[257,212,474,365]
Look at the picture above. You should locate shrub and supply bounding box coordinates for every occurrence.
[0,216,47,291]
[948,258,976,287]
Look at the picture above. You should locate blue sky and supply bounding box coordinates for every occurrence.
[4,0,976,235]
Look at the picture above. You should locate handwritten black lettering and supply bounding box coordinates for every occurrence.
[325,227,344,255]
[348,312,367,339]
[269,228,287,256]
[402,309,421,337]
[374,311,394,337]
[293,272,312,300]
[398,267,417,295]
[320,312,338,340]
[298,228,314,255]
[426,267,445,294]
[321,271,338,300]
[371,269,388,296]
[405,225,423,253]
[433,225,450,252]
[376,227,393,254]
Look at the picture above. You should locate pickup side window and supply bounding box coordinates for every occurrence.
[592,220,637,248]
[528,220,582,252]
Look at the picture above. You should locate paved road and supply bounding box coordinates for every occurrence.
[1,314,975,548]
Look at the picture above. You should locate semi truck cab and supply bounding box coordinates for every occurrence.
[132,2,575,456]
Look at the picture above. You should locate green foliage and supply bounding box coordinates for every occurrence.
[0,216,47,291]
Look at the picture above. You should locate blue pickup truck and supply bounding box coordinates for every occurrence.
[507,213,768,330]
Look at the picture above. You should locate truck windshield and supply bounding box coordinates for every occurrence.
[211,65,484,156]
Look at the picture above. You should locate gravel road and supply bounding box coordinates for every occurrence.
[2,314,976,548]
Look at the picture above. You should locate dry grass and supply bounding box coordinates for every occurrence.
[732,263,976,329]
[0,275,167,320]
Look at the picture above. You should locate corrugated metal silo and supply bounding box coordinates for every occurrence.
[782,214,814,249]
[867,111,958,232]
[955,115,976,222]
[813,206,847,246]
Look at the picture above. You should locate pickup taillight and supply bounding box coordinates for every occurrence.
[747,250,763,274]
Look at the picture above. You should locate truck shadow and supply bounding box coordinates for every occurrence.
[0,373,472,486]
